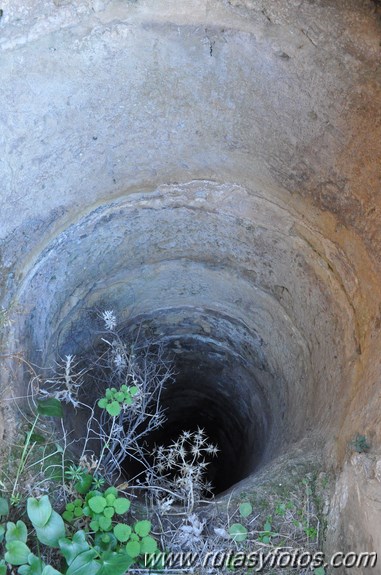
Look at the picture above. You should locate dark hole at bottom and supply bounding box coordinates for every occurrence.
[121,368,261,496]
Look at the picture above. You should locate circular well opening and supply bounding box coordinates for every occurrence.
[7,183,360,502]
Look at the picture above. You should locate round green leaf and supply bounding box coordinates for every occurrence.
[239,502,252,518]
[88,496,107,514]
[74,507,83,518]
[113,498,130,515]
[6,520,28,543]
[134,520,151,538]
[27,496,52,528]
[90,520,100,532]
[140,536,157,554]
[97,398,108,409]
[104,487,118,498]
[98,516,112,532]
[5,540,30,565]
[66,503,75,512]
[114,392,124,402]
[229,523,248,542]
[129,386,139,396]
[85,490,101,502]
[106,401,121,417]
[126,540,141,558]
[105,494,116,507]
[103,507,114,519]
[113,524,131,543]
[35,510,66,547]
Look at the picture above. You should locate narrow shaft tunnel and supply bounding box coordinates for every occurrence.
[117,325,270,494]
[5,182,365,497]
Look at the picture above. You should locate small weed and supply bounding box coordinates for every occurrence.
[0,487,157,574]
[351,434,370,453]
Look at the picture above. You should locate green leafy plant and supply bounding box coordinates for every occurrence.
[65,466,93,495]
[86,488,130,533]
[274,502,287,516]
[92,476,105,490]
[238,502,252,518]
[351,434,370,453]
[62,484,157,557]
[304,525,318,539]
[228,523,248,542]
[97,385,139,417]
[257,518,274,544]
[0,313,170,573]
[1,490,157,575]
[226,501,253,544]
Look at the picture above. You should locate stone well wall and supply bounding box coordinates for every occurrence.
[1,0,381,566]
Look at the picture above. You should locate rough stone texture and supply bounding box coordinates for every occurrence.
[1,0,381,566]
